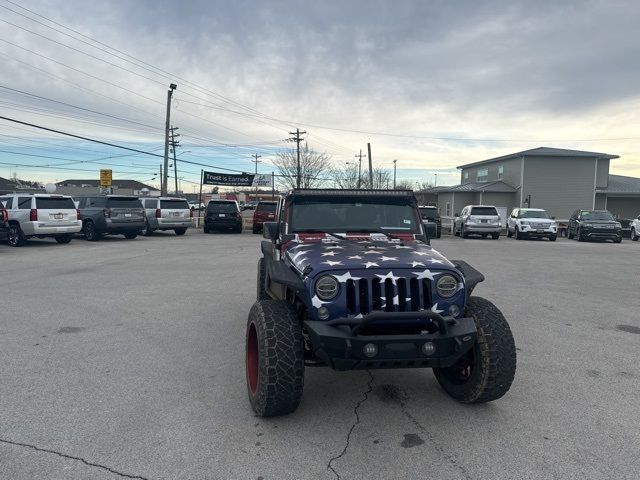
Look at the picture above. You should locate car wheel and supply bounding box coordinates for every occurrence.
[567,228,574,240]
[631,227,638,241]
[514,227,522,240]
[123,232,137,239]
[55,235,72,244]
[461,225,468,239]
[203,227,210,234]
[246,300,304,417]
[7,224,25,247]
[614,237,622,244]
[252,225,259,234]
[507,227,513,238]
[174,228,186,236]
[433,296,516,403]
[142,219,153,236]
[549,234,557,242]
[257,258,269,300]
[491,232,500,240]
[235,226,243,234]
[577,228,585,242]
[83,221,101,241]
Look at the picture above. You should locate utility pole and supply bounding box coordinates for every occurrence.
[169,125,180,195]
[393,159,397,189]
[435,173,438,187]
[251,153,262,200]
[289,128,306,188]
[367,143,373,188]
[162,83,177,196]
[378,171,382,189]
[355,149,365,189]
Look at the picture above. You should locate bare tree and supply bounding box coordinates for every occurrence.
[415,180,434,192]
[369,167,392,189]
[331,163,364,189]
[273,143,331,189]
[394,179,416,190]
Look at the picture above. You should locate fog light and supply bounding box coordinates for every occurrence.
[363,343,378,358]
[449,304,460,318]
[318,306,330,320]
[422,342,436,355]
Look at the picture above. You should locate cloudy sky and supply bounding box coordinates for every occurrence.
[1,0,639,191]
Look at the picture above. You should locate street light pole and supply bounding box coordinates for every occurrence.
[393,159,397,189]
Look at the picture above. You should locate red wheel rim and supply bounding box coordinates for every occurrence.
[246,322,259,395]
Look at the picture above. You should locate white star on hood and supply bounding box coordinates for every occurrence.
[334,272,361,283]
[379,256,398,262]
[412,251,429,256]
[411,261,425,267]
[348,255,363,260]
[363,261,379,268]
[321,251,337,257]
[325,245,344,250]
[412,269,440,280]
[322,260,342,266]
[376,271,400,284]
[363,250,381,255]
[394,245,412,249]
[312,295,328,309]
[428,259,444,264]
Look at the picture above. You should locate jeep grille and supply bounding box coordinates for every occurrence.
[346,278,432,315]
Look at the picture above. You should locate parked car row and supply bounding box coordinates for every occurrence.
[0,193,195,247]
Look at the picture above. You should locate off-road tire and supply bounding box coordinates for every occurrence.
[7,223,25,247]
[549,234,557,242]
[83,221,101,241]
[630,227,638,241]
[174,228,186,236]
[123,232,138,240]
[257,258,269,300]
[245,300,304,417]
[55,235,72,244]
[433,296,516,404]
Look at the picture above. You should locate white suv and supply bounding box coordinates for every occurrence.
[631,215,640,241]
[507,208,557,241]
[0,194,82,247]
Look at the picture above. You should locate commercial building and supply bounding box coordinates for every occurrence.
[425,147,640,221]
[55,179,160,197]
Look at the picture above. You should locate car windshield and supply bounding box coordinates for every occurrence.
[290,197,420,233]
[419,208,438,219]
[257,202,277,212]
[160,200,189,209]
[470,207,498,216]
[106,197,142,208]
[519,210,550,219]
[35,197,76,209]
[581,211,614,221]
[208,202,237,213]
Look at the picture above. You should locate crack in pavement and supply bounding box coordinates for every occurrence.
[0,438,150,480]
[326,370,374,480]
[397,402,474,480]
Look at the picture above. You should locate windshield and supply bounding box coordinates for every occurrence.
[35,197,76,209]
[581,211,614,221]
[257,202,277,212]
[470,207,498,216]
[207,202,237,213]
[290,197,420,233]
[419,207,438,219]
[160,200,189,210]
[106,197,142,209]
[519,210,550,219]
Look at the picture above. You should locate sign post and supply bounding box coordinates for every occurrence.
[100,169,112,195]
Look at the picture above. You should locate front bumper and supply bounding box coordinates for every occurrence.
[584,229,622,240]
[304,311,477,371]
[519,225,556,236]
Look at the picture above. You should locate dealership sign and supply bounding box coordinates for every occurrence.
[203,171,254,186]
[252,174,273,188]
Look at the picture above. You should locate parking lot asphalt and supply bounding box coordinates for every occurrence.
[1,231,639,480]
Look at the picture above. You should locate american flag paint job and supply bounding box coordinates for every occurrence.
[283,234,466,324]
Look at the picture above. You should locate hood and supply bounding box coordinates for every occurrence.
[283,235,455,278]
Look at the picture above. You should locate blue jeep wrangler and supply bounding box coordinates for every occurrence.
[247,189,516,416]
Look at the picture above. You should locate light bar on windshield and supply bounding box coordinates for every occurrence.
[290,189,414,196]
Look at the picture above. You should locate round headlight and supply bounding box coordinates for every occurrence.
[316,275,339,300]
[436,275,458,298]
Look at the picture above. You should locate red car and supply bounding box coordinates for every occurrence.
[252,201,277,234]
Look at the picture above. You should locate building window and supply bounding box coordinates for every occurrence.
[463,171,469,183]
[445,202,451,217]
[477,168,488,182]
[498,165,504,180]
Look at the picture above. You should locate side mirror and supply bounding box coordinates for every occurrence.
[263,222,279,240]
[454,213,459,217]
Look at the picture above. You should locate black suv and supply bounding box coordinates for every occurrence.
[419,205,442,238]
[246,189,516,417]
[568,209,622,243]
[76,195,145,241]
[204,200,243,233]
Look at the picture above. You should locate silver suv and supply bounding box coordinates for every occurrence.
[0,194,82,247]
[454,205,501,239]
[140,197,192,236]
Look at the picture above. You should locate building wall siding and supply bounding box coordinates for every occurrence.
[606,197,640,219]
[481,192,518,215]
[460,157,522,186]
[452,192,477,215]
[522,156,596,219]
[596,159,609,188]
[594,193,607,210]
